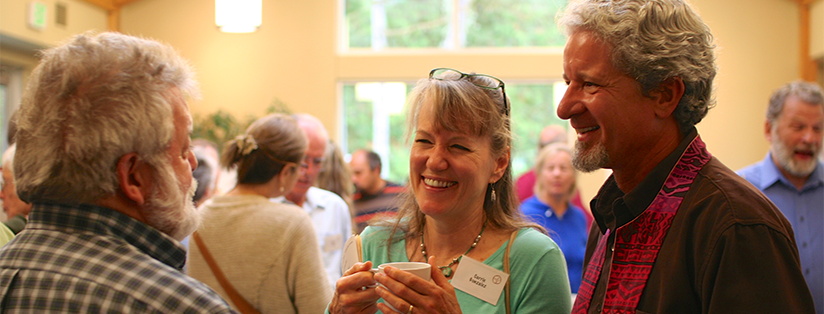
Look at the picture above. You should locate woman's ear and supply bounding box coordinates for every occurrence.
[116,153,150,205]
[489,150,510,183]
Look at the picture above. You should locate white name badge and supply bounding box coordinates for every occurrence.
[451,255,509,305]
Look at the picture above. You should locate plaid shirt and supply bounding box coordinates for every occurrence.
[0,203,237,313]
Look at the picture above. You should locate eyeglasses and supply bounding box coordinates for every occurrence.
[429,68,509,116]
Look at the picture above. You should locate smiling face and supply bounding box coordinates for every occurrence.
[768,95,824,179]
[557,30,662,174]
[409,100,508,220]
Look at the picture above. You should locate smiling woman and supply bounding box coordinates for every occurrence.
[329,68,572,314]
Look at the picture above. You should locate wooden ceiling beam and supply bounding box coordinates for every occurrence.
[80,0,143,32]
[794,0,821,81]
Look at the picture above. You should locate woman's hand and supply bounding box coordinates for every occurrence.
[374,256,462,314]
[329,261,381,314]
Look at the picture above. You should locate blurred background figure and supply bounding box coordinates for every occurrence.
[279,113,351,289]
[1,144,31,234]
[519,143,588,295]
[188,113,332,313]
[315,139,356,222]
[738,80,824,313]
[516,125,591,226]
[349,149,404,234]
[515,125,568,201]
[192,138,221,207]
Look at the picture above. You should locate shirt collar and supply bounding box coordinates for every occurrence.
[592,127,698,232]
[27,202,187,270]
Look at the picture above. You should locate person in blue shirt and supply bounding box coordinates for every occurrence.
[738,80,824,313]
[520,143,588,294]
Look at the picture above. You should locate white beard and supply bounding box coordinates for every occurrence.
[771,128,820,178]
[142,162,201,241]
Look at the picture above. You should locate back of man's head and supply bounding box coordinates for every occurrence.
[14,32,199,204]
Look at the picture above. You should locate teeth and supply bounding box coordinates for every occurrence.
[424,178,456,188]
[578,126,599,134]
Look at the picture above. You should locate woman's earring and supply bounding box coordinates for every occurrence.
[280,186,285,193]
[491,188,497,202]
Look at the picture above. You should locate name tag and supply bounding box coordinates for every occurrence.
[451,255,508,305]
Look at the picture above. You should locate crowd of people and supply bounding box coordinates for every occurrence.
[0,0,821,313]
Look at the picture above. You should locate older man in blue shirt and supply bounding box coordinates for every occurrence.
[739,80,824,313]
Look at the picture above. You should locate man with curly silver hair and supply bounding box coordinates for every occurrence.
[0,32,236,313]
[739,80,824,314]
[557,0,814,313]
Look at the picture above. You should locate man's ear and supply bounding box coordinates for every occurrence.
[650,77,685,119]
[764,120,774,143]
[116,153,149,205]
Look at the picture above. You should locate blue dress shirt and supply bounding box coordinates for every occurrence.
[520,196,588,293]
[739,153,824,314]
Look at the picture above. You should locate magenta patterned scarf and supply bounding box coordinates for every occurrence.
[572,135,711,314]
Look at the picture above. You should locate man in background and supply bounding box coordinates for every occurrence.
[192,138,221,207]
[557,0,813,312]
[1,144,31,234]
[280,113,352,288]
[349,149,404,233]
[0,32,235,312]
[738,80,824,313]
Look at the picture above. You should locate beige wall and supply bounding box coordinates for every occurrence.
[0,0,107,48]
[813,0,824,60]
[0,0,807,203]
[0,0,108,110]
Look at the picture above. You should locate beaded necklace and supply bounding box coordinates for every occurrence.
[420,219,487,278]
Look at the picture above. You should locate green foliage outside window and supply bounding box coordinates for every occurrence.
[344,0,568,49]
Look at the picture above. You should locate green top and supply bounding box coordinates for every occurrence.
[0,224,13,247]
[360,226,572,314]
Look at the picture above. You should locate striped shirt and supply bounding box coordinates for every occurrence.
[0,203,237,313]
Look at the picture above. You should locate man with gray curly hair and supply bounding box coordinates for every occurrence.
[0,32,236,313]
[556,0,813,313]
[739,80,824,313]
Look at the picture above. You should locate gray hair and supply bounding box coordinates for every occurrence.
[14,32,199,204]
[767,81,824,124]
[558,0,717,130]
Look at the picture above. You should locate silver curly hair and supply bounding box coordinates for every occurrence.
[767,80,824,125]
[14,32,199,204]
[558,0,717,130]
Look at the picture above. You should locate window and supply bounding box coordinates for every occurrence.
[341,80,568,185]
[342,0,568,50]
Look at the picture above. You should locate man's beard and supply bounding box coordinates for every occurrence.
[572,140,610,173]
[771,128,821,178]
[142,161,201,241]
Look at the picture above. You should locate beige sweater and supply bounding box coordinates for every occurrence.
[187,194,332,314]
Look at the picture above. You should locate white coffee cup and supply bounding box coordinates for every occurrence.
[375,262,431,312]
[377,262,432,282]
